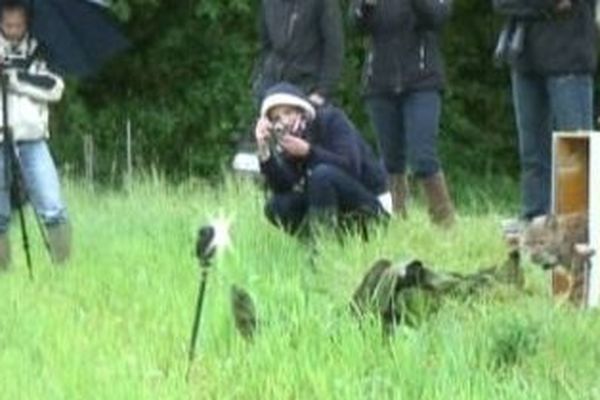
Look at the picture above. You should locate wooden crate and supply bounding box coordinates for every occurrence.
[552,131,600,307]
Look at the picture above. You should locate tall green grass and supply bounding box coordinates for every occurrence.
[0,175,598,399]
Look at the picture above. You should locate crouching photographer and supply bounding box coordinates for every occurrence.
[255,82,390,237]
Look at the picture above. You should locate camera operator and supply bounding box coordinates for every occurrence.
[0,0,71,269]
[493,0,597,227]
[255,82,390,236]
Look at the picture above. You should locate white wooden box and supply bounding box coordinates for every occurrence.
[552,131,600,307]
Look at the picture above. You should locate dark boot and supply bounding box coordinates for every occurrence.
[46,222,72,264]
[420,172,456,228]
[0,233,10,270]
[389,173,408,218]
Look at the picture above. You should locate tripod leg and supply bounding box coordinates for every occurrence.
[0,231,9,270]
[0,165,11,271]
[14,201,33,279]
[5,144,34,279]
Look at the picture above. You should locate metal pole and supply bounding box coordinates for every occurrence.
[185,264,209,380]
[126,118,132,191]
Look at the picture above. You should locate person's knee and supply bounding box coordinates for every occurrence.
[308,164,339,187]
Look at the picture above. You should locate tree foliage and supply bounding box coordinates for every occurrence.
[53,0,520,180]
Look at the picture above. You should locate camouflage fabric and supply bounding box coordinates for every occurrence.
[350,250,523,333]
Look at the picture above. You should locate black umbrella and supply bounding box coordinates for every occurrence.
[1,0,129,77]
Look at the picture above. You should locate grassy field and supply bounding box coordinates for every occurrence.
[0,175,599,399]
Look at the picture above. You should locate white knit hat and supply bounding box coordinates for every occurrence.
[260,83,316,120]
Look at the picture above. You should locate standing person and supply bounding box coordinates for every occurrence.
[255,82,390,236]
[493,0,597,224]
[0,0,71,269]
[254,0,344,105]
[350,0,456,227]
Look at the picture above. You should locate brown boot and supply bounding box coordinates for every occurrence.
[0,233,10,270]
[389,173,408,218]
[420,172,456,228]
[46,222,72,264]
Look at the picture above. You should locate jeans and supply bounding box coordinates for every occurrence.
[366,90,442,178]
[0,140,68,233]
[511,71,594,220]
[264,164,385,234]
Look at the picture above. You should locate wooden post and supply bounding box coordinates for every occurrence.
[125,118,133,191]
[83,134,94,186]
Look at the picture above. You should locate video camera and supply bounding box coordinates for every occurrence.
[267,121,289,153]
[270,121,287,140]
[0,47,30,71]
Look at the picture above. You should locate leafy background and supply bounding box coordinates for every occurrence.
[55,0,523,181]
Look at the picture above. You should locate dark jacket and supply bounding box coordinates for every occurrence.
[260,105,387,196]
[257,0,344,99]
[497,0,597,74]
[350,0,451,95]
[519,0,597,74]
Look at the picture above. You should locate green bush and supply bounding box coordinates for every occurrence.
[53,0,520,181]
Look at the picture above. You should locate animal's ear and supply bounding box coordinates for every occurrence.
[574,243,595,259]
[405,260,426,285]
[369,259,393,275]
[351,258,392,313]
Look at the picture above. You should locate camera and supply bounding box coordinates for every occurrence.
[267,121,288,152]
[0,49,28,71]
[270,122,288,142]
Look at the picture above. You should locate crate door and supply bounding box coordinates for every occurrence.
[552,133,589,305]
[553,134,589,215]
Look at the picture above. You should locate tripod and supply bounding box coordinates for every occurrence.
[1,67,52,279]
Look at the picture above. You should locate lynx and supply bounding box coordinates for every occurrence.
[350,250,523,334]
[520,212,592,304]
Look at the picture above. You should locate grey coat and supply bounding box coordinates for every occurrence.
[256,0,344,99]
[350,0,452,95]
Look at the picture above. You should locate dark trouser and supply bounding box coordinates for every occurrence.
[366,90,442,178]
[511,71,594,220]
[264,164,385,234]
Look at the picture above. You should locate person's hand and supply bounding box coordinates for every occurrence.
[309,92,325,106]
[279,134,310,158]
[255,117,272,145]
[255,117,272,161]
